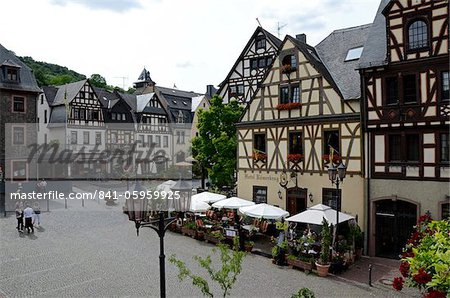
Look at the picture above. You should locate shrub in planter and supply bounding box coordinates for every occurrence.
[315,218,331,277]
[392,214,449,297]
[244,241,254,252]
[205,230,223,244]
[291,287,315,298]
[287,254,314,272]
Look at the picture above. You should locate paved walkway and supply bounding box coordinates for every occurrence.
[0,184,420,297]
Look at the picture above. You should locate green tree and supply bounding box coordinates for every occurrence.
[89,74,108,89]
[169,238,246,297]
[191,96,243,189]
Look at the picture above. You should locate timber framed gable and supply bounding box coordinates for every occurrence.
[218,26,282,105]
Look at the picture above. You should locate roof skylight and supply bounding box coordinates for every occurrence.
[345,47,363,61]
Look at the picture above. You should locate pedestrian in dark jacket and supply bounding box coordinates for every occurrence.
[15,201,24,232]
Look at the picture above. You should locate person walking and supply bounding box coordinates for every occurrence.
[33,201,41,228]
[15,201,24,232]
[23,203,34,234]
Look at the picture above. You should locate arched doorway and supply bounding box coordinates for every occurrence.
[374,199,417,259]
[286,187,307,216]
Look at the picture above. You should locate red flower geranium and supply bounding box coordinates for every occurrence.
[393,277,404,291]
[418,214,432,224]
[276,102,302,111]
[401,250,414,258]
[399,262,410,278]
[252,152,267,162]
[425,289,446,298]
[413,268,432,284]
[407,231,422,245]
[287,154,304,163]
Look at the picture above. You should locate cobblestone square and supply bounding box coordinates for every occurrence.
[0,187,418,297]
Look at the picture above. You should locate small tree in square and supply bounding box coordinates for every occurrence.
[169,237,246,297]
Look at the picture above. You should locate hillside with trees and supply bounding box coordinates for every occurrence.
[19,56,135,93]
[19,56,86,87]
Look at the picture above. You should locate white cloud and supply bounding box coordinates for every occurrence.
[51,0,143,12]
[0,0,381,92]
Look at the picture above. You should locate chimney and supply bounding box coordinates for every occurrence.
[206,84,217,98]
[296,34,306,43]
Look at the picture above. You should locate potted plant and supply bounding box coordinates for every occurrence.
[349,223,363,260]
[205,230,223,245]
[315,218,331,277]
[182,222,197,238]
[287,254,314,272]
[244,240,254,252]
[272,241,288,265]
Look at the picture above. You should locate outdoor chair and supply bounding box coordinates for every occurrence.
[196,219,205,229]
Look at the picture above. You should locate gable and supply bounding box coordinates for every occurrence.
[383,0,449,62]
[218,27,281,104]
[240,38,356,124]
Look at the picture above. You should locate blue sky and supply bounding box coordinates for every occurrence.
[1,0,381,92]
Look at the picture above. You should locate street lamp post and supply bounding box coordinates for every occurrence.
[327,162,346,249]
[125,179,192,298]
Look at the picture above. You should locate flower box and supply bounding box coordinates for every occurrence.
[322,154,342,164]
[252,152,267,162]
[205,234,221,245]
[181,226,197,238]
[288,154,304,163]
[281,64,296,74]
[196,230,205,240]
[276,102,302,111]
[287,257,314,272]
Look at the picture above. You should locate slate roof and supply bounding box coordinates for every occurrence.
[51,80,87,106]
[136,93,155,112]
[358,0,391,69]
[288,36,343,99]
[0,43,41,93]
[118,92,137,112]
[134,67,155,84]
[47,105,67,126]
[42,86,58,106]
[155,86,203,123]
[156,86,202,110]
[92,87,120,108]
[316,24,372,100]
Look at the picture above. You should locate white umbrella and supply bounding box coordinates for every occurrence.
[189,197,211,213]
[192,192,226,204]
[239,203,289,220]
[212,197,255,210]
[156,180,177,193]
[285,203,354,225]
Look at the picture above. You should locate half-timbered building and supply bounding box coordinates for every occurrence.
[131,91,172,175]
[41,80,106,178]
[218,26,282,105]
[359,0,449,258]
[237,25,370,229]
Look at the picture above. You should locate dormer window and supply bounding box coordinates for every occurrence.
[407,19,428,50]
[177,111,184,123]
[7,68,18,81]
